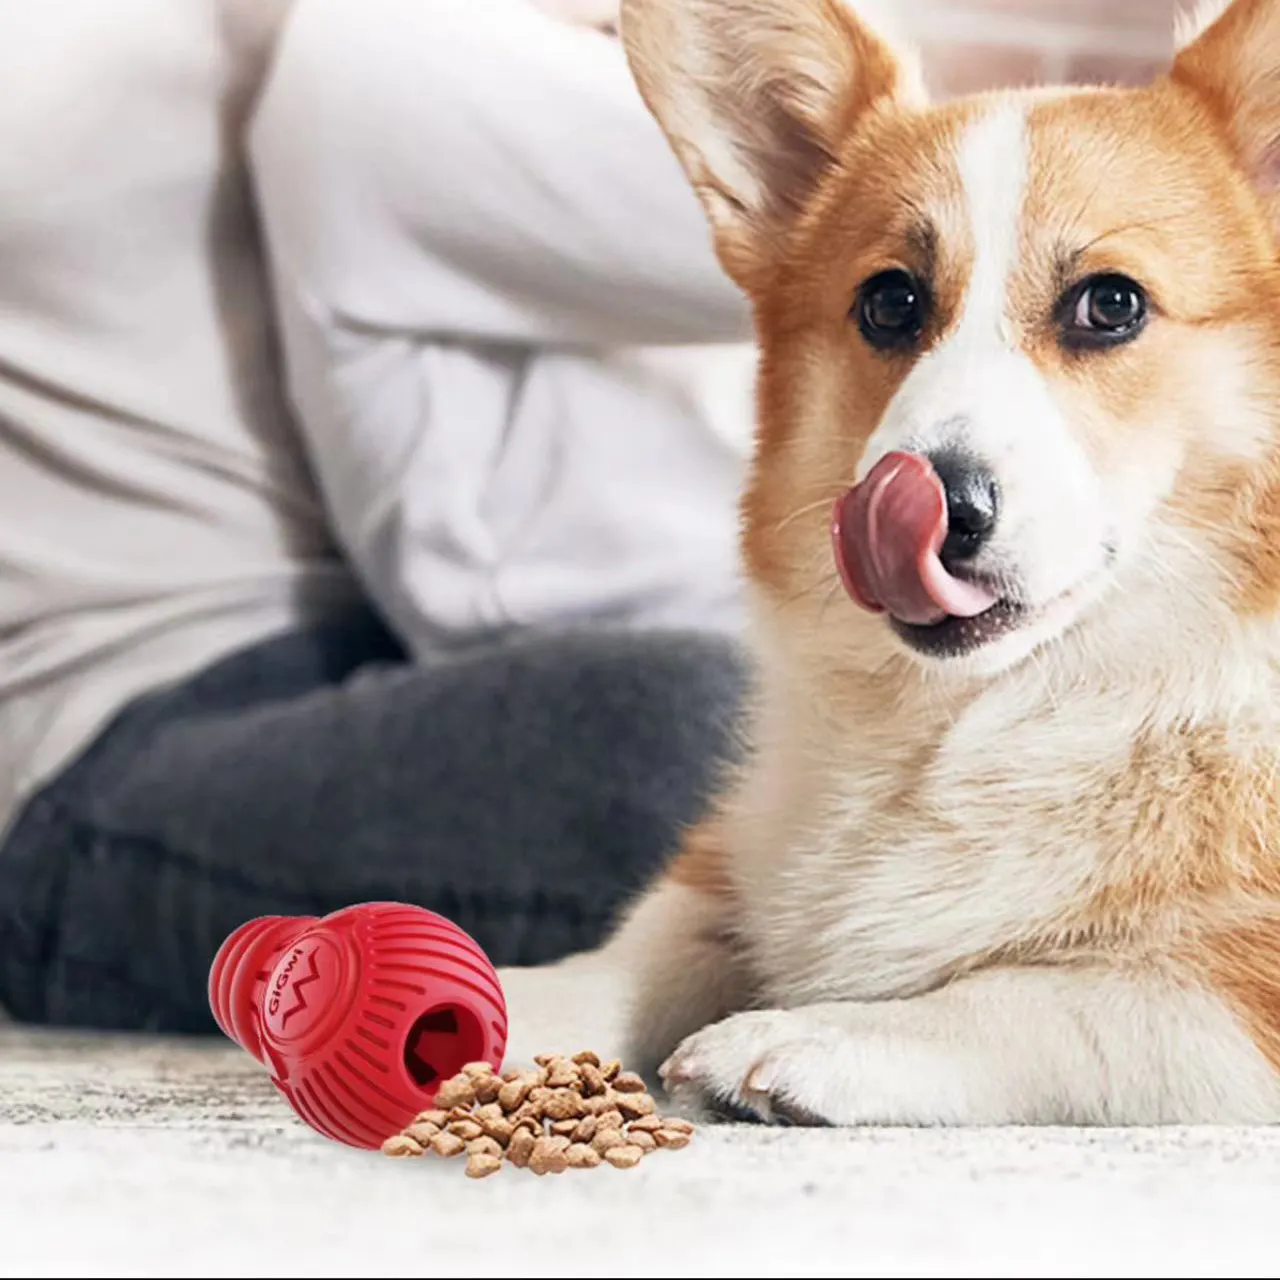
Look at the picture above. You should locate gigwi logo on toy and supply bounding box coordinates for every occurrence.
[269,948,304,1019]
[265,939,328,1038]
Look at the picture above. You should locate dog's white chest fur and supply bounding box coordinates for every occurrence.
[728,648,1141,1007]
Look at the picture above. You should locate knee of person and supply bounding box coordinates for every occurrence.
[641,631,752,713]
[546,627,748,700]
[540,628,752,762]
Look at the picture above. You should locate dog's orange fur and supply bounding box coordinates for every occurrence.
[666,821,734,896]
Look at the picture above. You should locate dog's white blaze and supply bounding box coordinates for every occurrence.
[953,102,1027,351]
[857,101,1032,482]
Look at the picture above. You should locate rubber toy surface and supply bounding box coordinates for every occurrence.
[209,903,508,1149]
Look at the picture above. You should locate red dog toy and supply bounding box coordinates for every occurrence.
[208,903,507,1149]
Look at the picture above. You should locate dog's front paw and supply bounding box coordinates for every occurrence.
[659,1010,854,1126]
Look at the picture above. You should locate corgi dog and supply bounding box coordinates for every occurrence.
[504,0,1280,1126]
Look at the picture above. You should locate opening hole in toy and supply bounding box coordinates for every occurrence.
[403,1003,486,1090]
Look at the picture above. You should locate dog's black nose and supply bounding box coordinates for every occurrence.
[930,450,1000,565]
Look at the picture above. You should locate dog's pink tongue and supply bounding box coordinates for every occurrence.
[833,452,999,626]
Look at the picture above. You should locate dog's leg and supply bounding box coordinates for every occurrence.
[621,876,753,1077]
[660,964,1280,1125]
[498,943,635,1069]
[500,823,753,1072]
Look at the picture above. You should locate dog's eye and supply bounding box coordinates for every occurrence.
[856,270,927,350]
[1064,274,1148,348]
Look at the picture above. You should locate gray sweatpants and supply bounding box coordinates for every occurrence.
[0,609,747,1032]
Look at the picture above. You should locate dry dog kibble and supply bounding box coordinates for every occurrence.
[466,1152,503,1179]
[591,1127,626,1156]
[542,1088,586,1121]
[381,1050,693,1177]
[473,1075,502,1105]
[529,1135,570,1176]
[381,1133,424,1158]
[512,1100,547,1131]
[603,1143,645,1169]
[578,1062,607,1095]
[565,1142,601,1169]
[512,1108,542,1133]
[481,1115,515,1145]
[654,1127,692,1150]
[546,1059,579,1089]
[506,1127,537,1168]
[497,1077,530,1112]
[430,1131,467,1159]
[615,1091,656,1120]
[434,1076,475,1109]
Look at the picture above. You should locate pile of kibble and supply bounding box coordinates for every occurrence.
[381,1051,694,1178]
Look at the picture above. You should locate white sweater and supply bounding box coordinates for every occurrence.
[249,0,753,658]
[0,0,753,836]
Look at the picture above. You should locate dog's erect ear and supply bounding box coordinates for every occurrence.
[620,0,923,289]
[1174,0,1280,232]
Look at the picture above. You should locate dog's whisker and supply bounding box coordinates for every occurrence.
[773,495,841,535]
[815,576,846,627]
